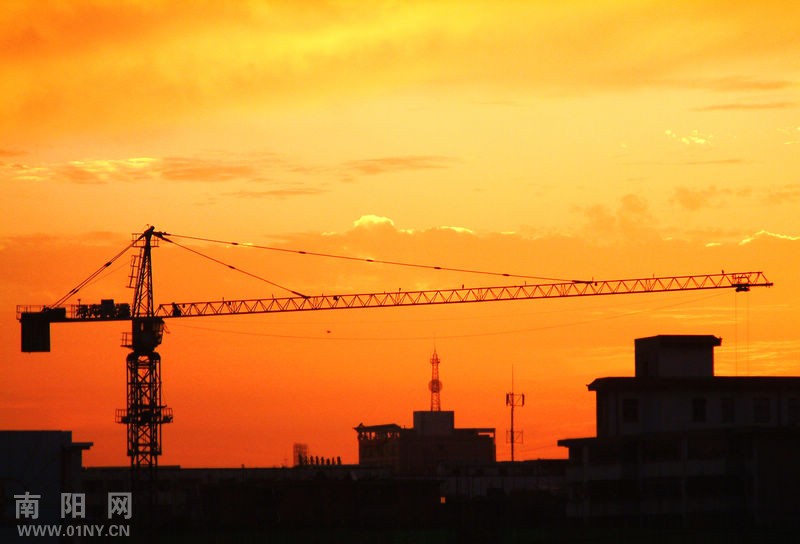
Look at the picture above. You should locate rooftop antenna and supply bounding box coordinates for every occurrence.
[429,349,442,412]
[506,362,525,461]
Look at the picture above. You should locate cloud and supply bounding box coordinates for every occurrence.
[159,157,257,183]
[0,3,199,62]
[4,153,292,186]
[739,230,800,245]
[621,158,746,168]
[438,226,474,235]
[226,187,327,199]
[672,185,752,211]
[780,126,800,145]
[340,156,455,177]
[353,215,396,229]
[3,157,160,184]
[673,187,717,211]
[577,194,658,243]
[674,75,795,92]
[4,151,458,197]
[679,159,746,166]
[693,102,797,112]
[5,2,800,147]
[665,129,713,146]
[3,162,48,182]
[763,184,800,205]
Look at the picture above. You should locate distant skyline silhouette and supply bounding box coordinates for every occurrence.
[2,1,798,469]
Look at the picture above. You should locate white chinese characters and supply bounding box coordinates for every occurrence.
[14,491,133,520]
[61,493,86,519]
[14,492,40,520]
[107,492,133,520]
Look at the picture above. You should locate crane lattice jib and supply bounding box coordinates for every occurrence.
[17,272,772,324]
[152,272,772,319]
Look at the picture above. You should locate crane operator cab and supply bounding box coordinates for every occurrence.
[130,317,165,353]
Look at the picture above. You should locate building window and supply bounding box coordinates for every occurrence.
[753,397,771,424]
[692,397,707,423]
[622,398,639,424]
[789,398,800,426]
[721,397,735,424]
[597,399,608,435]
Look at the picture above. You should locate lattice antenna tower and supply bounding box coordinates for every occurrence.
[506,363,525,462]
[429,349,442,412]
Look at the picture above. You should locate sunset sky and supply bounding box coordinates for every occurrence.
[1,1,799,467]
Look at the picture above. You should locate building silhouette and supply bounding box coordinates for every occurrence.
[355,411,496,475]
[20,337,800,537]
[355,350,496,475]
[558,335,800,528]
[0,431,92,540]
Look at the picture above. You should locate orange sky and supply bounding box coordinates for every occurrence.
[1,1,799,467]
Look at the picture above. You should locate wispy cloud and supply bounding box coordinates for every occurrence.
[665,129,714,146]
[225,187,328,199]
[739,230,800,245]
[341,156,455,177]
[672,185,751,211]
[674,75,795,92]
[353,215,396,229]
[681,158,746,166]
[674,187,717,211]
[780,126,800,145]
[693,101,797,112]
[159,157,258,183]
[4,152,459,189]
[622,158,746,167]
[763,184,800,205]
[438,226,474,235]
[577,194,659,242]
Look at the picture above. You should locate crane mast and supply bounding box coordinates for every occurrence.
[16,227,774,474]
[116,227,172,475]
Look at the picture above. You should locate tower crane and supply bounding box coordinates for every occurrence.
[17,226,773,474]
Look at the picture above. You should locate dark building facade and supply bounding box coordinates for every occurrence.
[1,431,92,540]
[558,335,800,527]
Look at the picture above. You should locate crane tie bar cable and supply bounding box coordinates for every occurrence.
[49,239,138,308]
[162,232,588,283]
[158,235,308,298]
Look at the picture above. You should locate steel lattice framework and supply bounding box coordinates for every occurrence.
[152,272,771,319]
[114,227,173,475]
[429,350,442,412]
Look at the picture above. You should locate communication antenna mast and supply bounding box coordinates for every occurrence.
[506,363,525,462]
[429,349,442,412]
